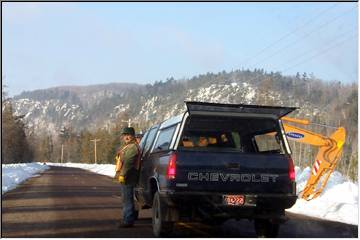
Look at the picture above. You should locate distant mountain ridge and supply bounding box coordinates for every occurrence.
[11,69,356,138]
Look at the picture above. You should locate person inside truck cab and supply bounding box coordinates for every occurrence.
[182,136,194,147]
[197,136,209,147]
[219,133,235,148]
[208,137,217,146]
[221,133,229,143]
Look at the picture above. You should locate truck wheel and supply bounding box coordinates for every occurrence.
[152,192,174,237]
[254,219,279,238]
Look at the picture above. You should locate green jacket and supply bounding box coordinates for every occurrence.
[118,141,140,186]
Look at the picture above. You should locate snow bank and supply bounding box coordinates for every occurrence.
[46,162,116,178]
[287,166,358,225]
[2,162,50,194]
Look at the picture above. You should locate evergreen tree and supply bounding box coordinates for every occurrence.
[79,130,92,163]
[34,134,54,162]
[2,86,33,163]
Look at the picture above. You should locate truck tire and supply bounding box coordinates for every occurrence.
[152,192,174,237]
[254,219,280,238]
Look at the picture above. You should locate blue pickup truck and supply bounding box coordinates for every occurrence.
[135,101,297,237]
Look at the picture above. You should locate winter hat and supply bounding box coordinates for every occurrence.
[121,127,135,136]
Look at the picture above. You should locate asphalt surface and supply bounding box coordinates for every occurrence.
[1,166,358,238]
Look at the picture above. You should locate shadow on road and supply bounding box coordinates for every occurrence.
[2,166,146,238]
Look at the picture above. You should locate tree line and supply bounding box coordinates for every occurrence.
[28,112,139,165]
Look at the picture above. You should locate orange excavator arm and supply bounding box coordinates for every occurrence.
[283,124,329,146]
[281,117,346,201]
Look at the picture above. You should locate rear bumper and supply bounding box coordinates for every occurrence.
[156,190,297,222]
[159,190,297,210]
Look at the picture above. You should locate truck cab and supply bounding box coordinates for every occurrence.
[135,101,297,237]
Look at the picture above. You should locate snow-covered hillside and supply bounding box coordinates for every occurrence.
[2,162,358,225]
[11,74,327,136]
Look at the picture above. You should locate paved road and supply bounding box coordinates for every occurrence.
[1,166,358,237]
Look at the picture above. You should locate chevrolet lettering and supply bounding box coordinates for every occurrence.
[188,172,279,183]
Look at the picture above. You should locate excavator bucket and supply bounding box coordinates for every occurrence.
[330,127,346,151]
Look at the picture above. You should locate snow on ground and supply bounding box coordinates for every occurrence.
[46,162,116,178]
[1,162,358,225]
[2,162,50,194]
[287,166,358,225]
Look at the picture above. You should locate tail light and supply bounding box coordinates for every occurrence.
[166,153,177,180]
[288,157,295,181]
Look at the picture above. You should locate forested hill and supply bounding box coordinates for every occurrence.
[9,69,357,180]
[12,69,356,135]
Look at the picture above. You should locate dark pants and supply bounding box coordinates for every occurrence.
[121,184,136,224]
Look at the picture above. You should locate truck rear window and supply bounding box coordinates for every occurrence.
[178,115,287,154]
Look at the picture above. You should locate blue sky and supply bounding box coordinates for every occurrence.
[2,2,358,96]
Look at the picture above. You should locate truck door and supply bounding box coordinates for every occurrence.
[137,125,159,204]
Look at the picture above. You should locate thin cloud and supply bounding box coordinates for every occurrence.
[2,3,66,25]
[161,26,225,69]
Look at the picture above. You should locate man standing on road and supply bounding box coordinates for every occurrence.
[115,127,141,228]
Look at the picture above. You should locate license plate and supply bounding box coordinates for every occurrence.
[223,195,245,206]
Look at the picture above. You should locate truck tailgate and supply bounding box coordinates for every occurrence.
[175,150,293,194]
